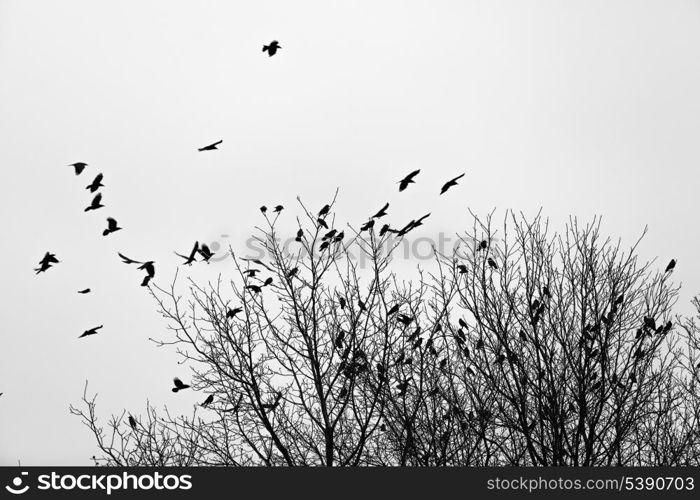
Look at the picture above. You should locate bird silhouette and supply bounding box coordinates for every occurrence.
[295,229,304,242]
[102,217,122,236]
[322,229,338,240]
[260,206,268,214]
[318,218,329,229]
[141,275,152,287]
[457,264,467,274]
[487,258,498,270]
[338,297,346,309]
[274,205,284,213]
[372,203,389,219]
[128,415,137,430]
[70,162,87,175]
[398,169,420,192]
[244,269,259,278]
[318,204,331,218]
[34,252,59,274]
[286,267,298,278]
[200,395,214,407]
[86,173,104,192]
[440,173,466,194]
[333,231,345,242]
[262,40,282,56]
[665,259,676,273]
[138,261,155,278]
[172,377,191,393]
[175,242,199,265]
[478,240,488,251]
[262,277,273,286]
[247,284,262,294]
[387,304,400,316]
[379,224,391,236]
[198,140,222,151]
[84,193,104,212]
[227,307,243,318]
[118,252,141,265]
[198,244,215,263]
[79,325,103,338]
[77,288,91,294]
[360,220,375,232]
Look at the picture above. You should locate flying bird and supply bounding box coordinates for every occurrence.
[85,173,104,193]
[84,193,104,212]
[200,395,214,407]
[102,217,122,236]
[172,377,191,393]
[665,259,676,273]
[398,169,420,192]
[227,307,243,318]
[175,241,199,265]
[138,261,155,278]
[440,173,466,195]
[34,252,59,274]
[372,203,389,219]
[70,162,87,175]
[79,325,103,338]
[77,288,91,294]
[198,140,222,152]
[118,252,142,265]
[262,40,282,56]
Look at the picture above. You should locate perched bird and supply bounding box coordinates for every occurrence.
[286,267,298,278]
[198,244,215,263]
[665,259,676,273]
[77,288,91,294]
[457,264,467,274]
[79,325,103,338]
[379,224,391,236]
[478,240,488,251]
[260,206,268,214]
[227,307,243,318]
[322,229,338,240]
[141,275,152,287]
[138,261,155,278]
[262,277,273,286]
[102,217,122,236]
[333,231,345,242]
[360,220,375,232]
[398,169,420,192]
[318,204,331,218]
[458,318,468,329]
[338,297,346,309]
[128,415,137,430]
[274,205,284,213]
[317,218,329,229]
[198,140,222,152]
[175,242,199,265]
[86,173,104,193]
[440,173,466,195]
[295,229,304,242]
[200,395,214,407]
[84,193,104,212]
[34,252,59,274]
[172,377,191,393]
[70,162,88,175]
[372,203,389,219]
[247,284,262,294]
[387,304,400,316]
[262,40,282,56]
[487,258,498,270]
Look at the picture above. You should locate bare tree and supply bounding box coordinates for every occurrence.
[72,207,700,466]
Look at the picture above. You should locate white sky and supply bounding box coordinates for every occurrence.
[1,0,699,464]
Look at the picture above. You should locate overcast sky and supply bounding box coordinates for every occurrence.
[1,0,699,465]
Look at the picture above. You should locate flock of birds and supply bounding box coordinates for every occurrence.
[24,39,682,415]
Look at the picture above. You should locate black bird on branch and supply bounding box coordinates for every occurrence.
[70,162,87,175]
[274,205,284,213]
[379,224,391,236]
[79,325,103,338]
[318,204,331,218]
[398,169,420,192]
[262,40,281,56]
[286,267,298,278]
[175,242,199,265]
[198,140,222,151]
[440,173,465,195]
[295,229,304,242]
[172,378,191,393]
[198,244,215,263]
[360,220,375,232]
[128,415,138,430]
[665,259,676,273]
[84,193,104,212]
[35,252,59,274]
[78,288,91,294]
[86,173,104,193]
[247,284,262,294]
[200,395,214,407]
[102,217,122,236]
[372,202,389,219]
[487,257,498,270]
